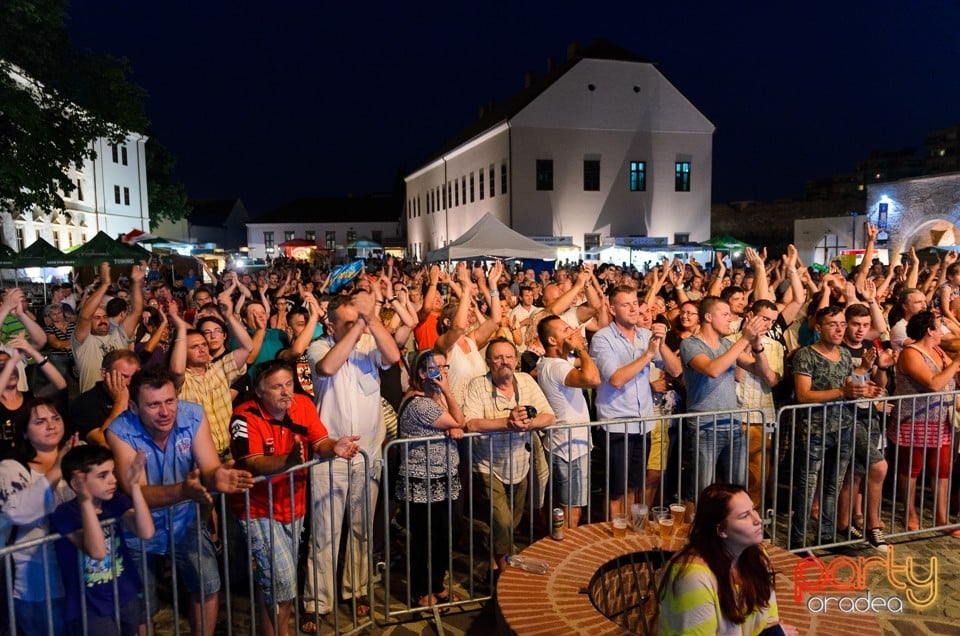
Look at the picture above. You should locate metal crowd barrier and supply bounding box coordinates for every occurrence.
[0,452,372,636]
[4,390,960,633]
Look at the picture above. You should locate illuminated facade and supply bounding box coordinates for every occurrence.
[404,41,715,261]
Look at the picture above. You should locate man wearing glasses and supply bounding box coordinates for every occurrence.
[464,338,555,573]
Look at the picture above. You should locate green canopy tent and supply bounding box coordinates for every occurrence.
[68,231,150,267]
[699,234,754,251]
[12,238,75,303]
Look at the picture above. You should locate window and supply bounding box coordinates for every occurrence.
[346,229,357,243]
[461,176,466,204]
[584,233,601,250]
[15,227,24,251]
[114,185,121,204]
[442,184,447,210]
[454,180,459,206]
[284,231,295,242]
[121,146,128,166]
[305,230,316,242]
[325,231,336,248]
[674,233,690,245]
[583,160,600,191]
[501,162,508,194]
[470,173,475,202]
[479,169,485,200]
[123,187,130,206]
[489,165,495,197]
[629,161,646,192]
[111,144,119,163]
[536,160,553,191]
[76,179,84,201]
[372,230,382,244]
[675,162,691,192]
[264,232,275,250]
[447,183,452,209]
[52,231,60,249]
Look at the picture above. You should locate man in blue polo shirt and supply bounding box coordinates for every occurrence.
[106,367,255,636]
[590,285,681,518]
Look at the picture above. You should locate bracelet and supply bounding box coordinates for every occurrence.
[386,297,397,303]
[753,345,764,353]
[787,268,798,274]
[174,338,186,342]
[491,290,500,299]
[37,357,50,367]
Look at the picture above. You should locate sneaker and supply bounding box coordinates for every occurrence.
[866,527,888,552]
[836,525,864,541]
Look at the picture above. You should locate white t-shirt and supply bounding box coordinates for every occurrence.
[535,355,592,461]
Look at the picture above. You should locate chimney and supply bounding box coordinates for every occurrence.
[567,41,581,60]
[524,71,535,88]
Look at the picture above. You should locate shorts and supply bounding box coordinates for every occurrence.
[647,420,670,471]
[605,431,651,497]
[239,516,304,606]
[852,419,885,474]
[129,523,221,618]
[552,453,589,507]
[65,597,145,636]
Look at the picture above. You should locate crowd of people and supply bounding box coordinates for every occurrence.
[0,220,959,634]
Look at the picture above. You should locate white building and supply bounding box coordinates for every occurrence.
[405,40,715,261]
[246,196,401,261]
[0,63,150,253]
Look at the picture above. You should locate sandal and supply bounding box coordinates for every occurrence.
[416,594,449,616]
[435,590,462,604]
[940,527,960,538]
[299,615,323,634]
[351,595,371,618]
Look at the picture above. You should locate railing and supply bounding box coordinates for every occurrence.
[3,390,960,633]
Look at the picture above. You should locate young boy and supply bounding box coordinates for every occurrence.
[51,445,155,636]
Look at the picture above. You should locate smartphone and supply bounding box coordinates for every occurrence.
[427,368,442,382]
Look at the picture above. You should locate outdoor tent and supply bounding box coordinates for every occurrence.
[14,237,75,268]
[700,234,753,251]
[426,213,556,262]
[69,231,151,266]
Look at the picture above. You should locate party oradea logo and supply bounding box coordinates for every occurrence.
[793,546,937,613]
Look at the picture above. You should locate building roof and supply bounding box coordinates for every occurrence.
[433,39,654,158]
[188,198,244,227]
[258,194,400,224]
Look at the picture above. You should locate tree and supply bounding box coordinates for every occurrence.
[0,0,149,213]
[146,137,190,229]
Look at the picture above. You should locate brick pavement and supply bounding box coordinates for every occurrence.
[147,530,960,635]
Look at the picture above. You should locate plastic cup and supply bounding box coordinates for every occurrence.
[612,515,628,538]
[631,504,648,532]
[658,515,674,541]
[670,503,686,525]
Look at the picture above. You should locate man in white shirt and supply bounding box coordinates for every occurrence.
[303,292,400,621]
[535,315,599,528]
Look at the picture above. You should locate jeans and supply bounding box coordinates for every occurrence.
[790,425,853,548]
[683,421,746,501]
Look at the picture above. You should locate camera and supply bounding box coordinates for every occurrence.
[524,405,538,419]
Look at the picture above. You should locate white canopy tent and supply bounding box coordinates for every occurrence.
[426,213,557,262]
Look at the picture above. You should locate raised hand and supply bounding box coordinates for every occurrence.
[130,261,146,285]
[99,262,112,287]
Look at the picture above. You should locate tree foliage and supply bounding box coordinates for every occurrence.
[0,0,149,213]
[146,137,190,229]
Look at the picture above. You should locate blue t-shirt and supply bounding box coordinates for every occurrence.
[51,493,141,621]
[680,335,739,423]
[107,401,205,554]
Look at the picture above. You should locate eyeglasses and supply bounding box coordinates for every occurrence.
[201,329,224,336]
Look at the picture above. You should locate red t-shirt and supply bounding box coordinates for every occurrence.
[414,312,440,350]
[229,394,328,522]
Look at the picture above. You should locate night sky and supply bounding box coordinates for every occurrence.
[67,1,960,218]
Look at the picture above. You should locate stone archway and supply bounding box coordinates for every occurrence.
[898,217,960,259]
